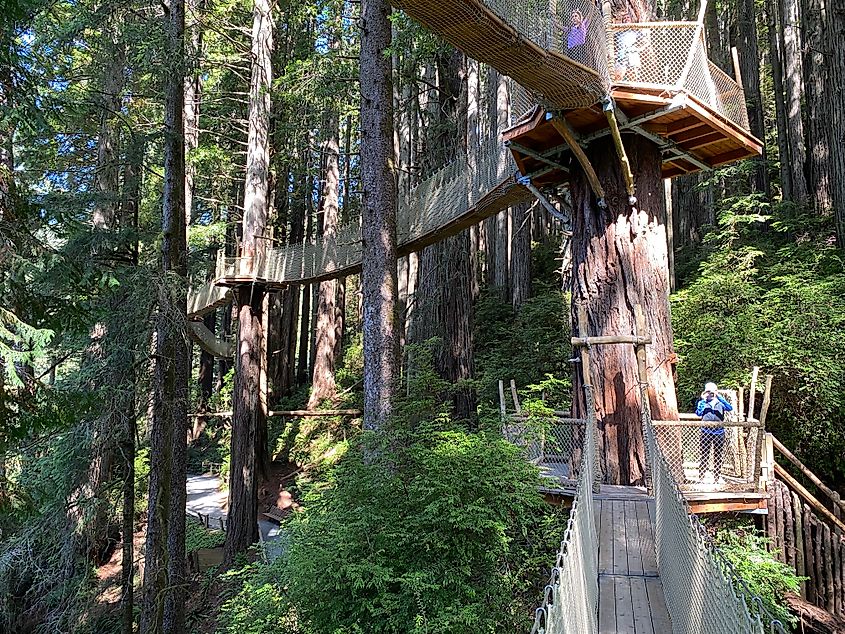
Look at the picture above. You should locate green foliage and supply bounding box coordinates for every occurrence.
[672,205,845,484]
[186,519,226,553]
[474,282,572,409]
[214,559,296,634]
[0,307,53,388]
[281,369,567,634]
[711,520,801,627]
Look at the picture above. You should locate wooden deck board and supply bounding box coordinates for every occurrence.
[597,489,672,633]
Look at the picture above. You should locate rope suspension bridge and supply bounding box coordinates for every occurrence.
[182,2,800,631]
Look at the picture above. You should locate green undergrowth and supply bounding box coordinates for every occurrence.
[709,518,801,628]
[672,204,845,486]
[209,358,567,634]
[187,520,226,553]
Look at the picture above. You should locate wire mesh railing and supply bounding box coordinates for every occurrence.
[652,419,765,493]
[607,21,750,132]
[504,417,585,483]
[529,389,598,634]
[208,139,519,287]
[639,384,786,634]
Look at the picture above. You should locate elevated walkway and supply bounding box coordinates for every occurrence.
[596,487,672,634]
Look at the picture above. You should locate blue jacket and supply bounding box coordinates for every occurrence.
[696,394,733,434]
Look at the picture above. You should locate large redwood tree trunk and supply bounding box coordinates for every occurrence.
[570,135,679,486]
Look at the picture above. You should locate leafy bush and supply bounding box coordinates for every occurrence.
[474,282,572,410]
[186,519,226,553]
[215,559,295,634]
[282,372,568,634]
[711,520,801,627]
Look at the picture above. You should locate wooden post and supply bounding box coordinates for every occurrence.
[498,380,507,419]
[731,47,745,90]
[510,379,522,415]
[834,525,843,616]
[738,386,745,421]
[773,480,784,560]
[633,304,649,389]
[748,366,759,420]
[814,516,823,607]
[783,482,795,566]
[576,303,600,492]
[549,117,606,202]
[805,505,816,603]
[824,523,835,612]
[753,375,772,488]
[794,492,806,598]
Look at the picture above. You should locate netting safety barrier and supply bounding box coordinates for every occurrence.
[205,139,521,288]
[607,22,750,131]
[529,388,599,634]
[503,417,585,483]
[639,383,786,634]
[652,419,764,493]
[392,0,611,111]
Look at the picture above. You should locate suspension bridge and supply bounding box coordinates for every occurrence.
[180,1,815,631]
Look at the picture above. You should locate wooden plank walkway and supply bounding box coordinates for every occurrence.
[595,486,673,633]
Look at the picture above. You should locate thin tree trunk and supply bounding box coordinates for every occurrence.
[140,0,188,628]
[360,0,399,430]
[827,0,845,245]
[308,110,340,408]
[510,201,531,308]
[733,0,770,195]
[225,0,272,563]
[570,135,680,486]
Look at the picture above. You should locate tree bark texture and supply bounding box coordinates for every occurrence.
[780,0,809,203]
[767,0,793,201]
[733,0,769,195]
[827,0,845,246]
[225,0,272,561]
[570,135,680,486]
[308,111,340,408]
[141,0,188,629]
[225,286,263,563]
[510,201,531,309]
[360,0,399,430]
[803,0,832,214]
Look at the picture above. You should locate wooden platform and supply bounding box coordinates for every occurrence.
[596,487,673,633]
[503,87,762,183]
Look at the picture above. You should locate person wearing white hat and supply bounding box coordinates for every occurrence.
[695,382,733,484]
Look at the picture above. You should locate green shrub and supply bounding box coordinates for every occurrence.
[282,378,568,633]
[186,519,226,553]
[711,520,801,627]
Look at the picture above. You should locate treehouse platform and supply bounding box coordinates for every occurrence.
[503,86,762,184]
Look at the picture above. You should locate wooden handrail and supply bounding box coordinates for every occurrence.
[773,462,845,534]
[772,435,845,513]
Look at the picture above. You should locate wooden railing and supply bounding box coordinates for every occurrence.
[765,433,845,619]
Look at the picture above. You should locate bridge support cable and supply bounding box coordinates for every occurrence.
[638,388,787,633]
[530,384,599,634]
[517,176,572,232]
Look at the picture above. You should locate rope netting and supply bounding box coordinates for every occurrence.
[529,387,599,634]
[607,22,750,131]
[207,139,524,288]
[639,383,787,634]
[392,0,611,110]
[503,417,586,481]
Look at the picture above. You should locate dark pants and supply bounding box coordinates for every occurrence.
[700,430,725,478]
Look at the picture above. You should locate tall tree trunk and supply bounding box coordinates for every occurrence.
[733,0,770,195]
[308,111,340,408]
[510,202,531,308]
[140,0,188,628]
[803,0,832,214]
[570,135,679,486]
[0,54,14,220]
[119,134,142,634]
[184,0,203,228]
[360,0,399,430]
[827,0,845,245]
[767,0,792,201]
[225,0,272,563]
[781,0,809,203]
[193,311,215,438]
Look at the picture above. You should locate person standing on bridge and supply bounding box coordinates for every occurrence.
[566,9,588,65]
[696,382,733,484]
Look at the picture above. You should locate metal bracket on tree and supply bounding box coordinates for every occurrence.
[602,96,638,206]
